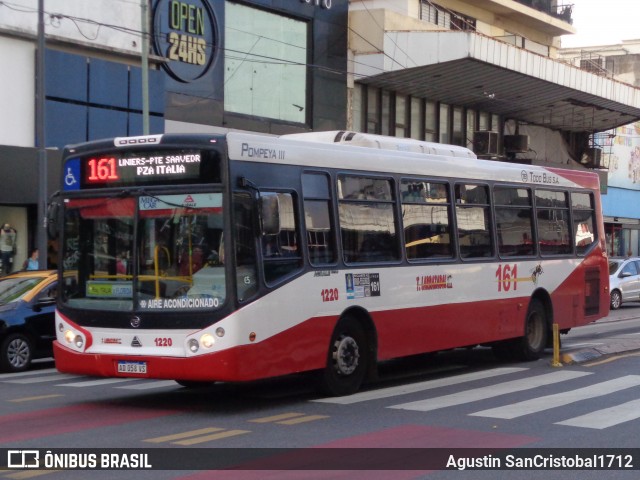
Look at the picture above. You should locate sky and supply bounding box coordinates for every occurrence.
[560,0,640,48]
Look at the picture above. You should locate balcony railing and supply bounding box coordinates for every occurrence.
[513,0,574,24]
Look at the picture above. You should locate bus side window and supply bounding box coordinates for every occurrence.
[536,190,571,255]
[400,180,453,260]
[260,192,302,284]
[302,172,336,265]
[455,183,493,258]
[337,175,399,263]
[572,192,596,255]
[494,186,535,257]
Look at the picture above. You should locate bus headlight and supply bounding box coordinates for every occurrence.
[200,334,215,349]
[64,330,84,349]
[188,339,199,353]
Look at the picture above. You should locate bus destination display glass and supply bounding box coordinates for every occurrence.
[63,149,220,190]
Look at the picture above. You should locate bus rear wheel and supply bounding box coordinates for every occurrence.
[493,299,548,362]
[318,317,368,396]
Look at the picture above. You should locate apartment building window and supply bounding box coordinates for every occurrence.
[381,90,391,135]
[425,100,437,141]
[466,109,476,150]
[410,98,423,140]
[355,84,499,149]
[420,1,475,31]
[452,106,464,146]
[492,114,500,132]
[396,95,408,137]
[478,111,490,131]
[353,84,364,132]
[439,103,450,143]
[421,2,450,28]
[580,57,607,74]
[367,87,380,133]
[450,12,476,32]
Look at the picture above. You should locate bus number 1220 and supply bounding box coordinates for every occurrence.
[321,288,339,302]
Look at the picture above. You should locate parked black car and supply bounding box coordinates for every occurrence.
[0,270,57,372]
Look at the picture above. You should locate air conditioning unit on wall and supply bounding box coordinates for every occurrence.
[580,147,602,168]
[473,131,499,155]
[503,135,529,153]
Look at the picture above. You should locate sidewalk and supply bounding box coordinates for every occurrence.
[560,310,640,364]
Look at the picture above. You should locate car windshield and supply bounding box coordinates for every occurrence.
[609,260,623,275]
[0,277,46,304]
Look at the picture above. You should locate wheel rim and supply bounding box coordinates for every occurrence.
[612,292,621,309]
[332,335,360,376]
[7,337,30,369]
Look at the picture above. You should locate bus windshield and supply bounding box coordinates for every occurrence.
[61,191,226,312]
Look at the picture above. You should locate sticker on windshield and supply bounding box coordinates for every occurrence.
[138,297,220,309]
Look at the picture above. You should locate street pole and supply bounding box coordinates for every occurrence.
[36,0,48,269]
[141,0,149,135]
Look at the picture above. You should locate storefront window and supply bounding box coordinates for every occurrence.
[225,2,308,123]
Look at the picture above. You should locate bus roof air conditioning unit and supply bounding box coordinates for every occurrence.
[580,147,602,168]
[473,131,499,155]
[503,135,529,153]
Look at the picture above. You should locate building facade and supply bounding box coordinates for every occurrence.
[347,0,640,165]
[0,0,349,270]
[560,40,640,256]
[2,0,640,269]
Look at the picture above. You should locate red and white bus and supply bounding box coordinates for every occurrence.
[52,131,609,395]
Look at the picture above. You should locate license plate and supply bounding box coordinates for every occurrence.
[117,361,147,374]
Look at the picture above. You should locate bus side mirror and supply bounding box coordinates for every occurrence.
[46,201,60,240]
[259,193,280,236]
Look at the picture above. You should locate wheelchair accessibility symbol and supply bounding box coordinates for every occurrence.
[65,167,77,186]
[63,159,80,191]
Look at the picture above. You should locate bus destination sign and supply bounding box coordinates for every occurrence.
[63,150,205,190]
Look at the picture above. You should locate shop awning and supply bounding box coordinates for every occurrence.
[354,31,640,133]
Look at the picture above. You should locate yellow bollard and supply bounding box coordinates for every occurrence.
[551,323,562,367]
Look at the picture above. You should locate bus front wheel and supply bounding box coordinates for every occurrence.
[318,317,368,396]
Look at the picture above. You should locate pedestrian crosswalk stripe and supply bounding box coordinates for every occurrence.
[471,375,640,419]
[314,367,529,405]
[3,374,80,384]
[0,368,57,379]
[57,378,138,387]
[556,398,640,429]
[389,370,592,412]
[116,380,179,390]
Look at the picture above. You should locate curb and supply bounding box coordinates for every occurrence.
[560,340,640,365]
